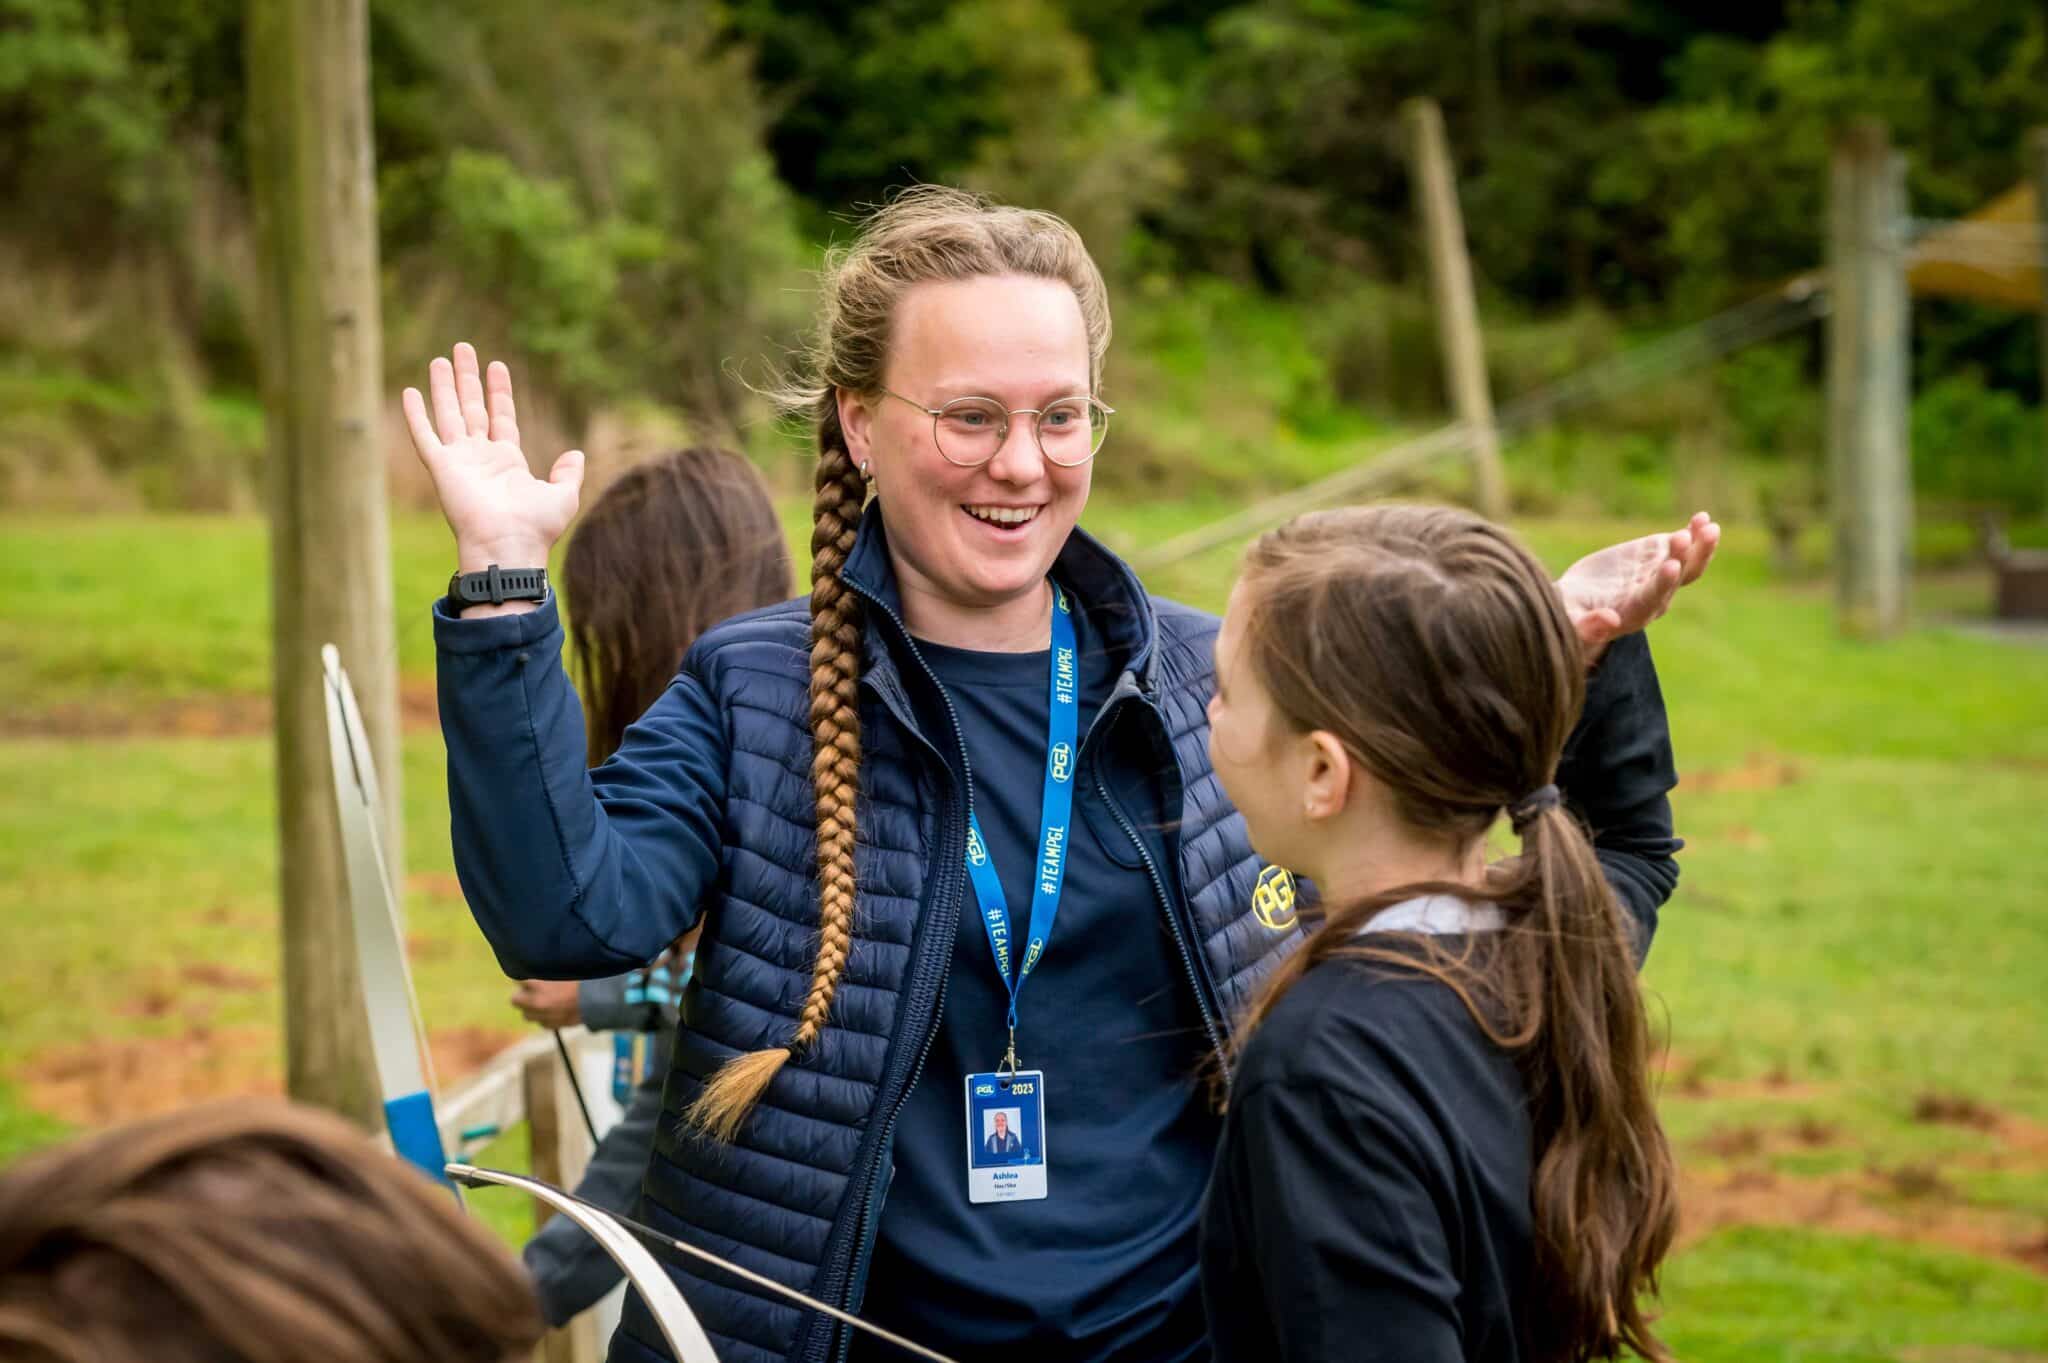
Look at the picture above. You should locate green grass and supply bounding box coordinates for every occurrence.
[2,502,2046,1357]
[1662,1226,2048,1362]
[464,1120,539,1251]
[0,514,465,709]
[0,1081,70,1164]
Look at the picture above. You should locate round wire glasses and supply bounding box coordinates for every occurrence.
[881,389,1113,468]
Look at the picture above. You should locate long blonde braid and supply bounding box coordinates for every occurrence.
[686,412,866,1140]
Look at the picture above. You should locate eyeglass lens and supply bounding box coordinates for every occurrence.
[933,397,1107,465]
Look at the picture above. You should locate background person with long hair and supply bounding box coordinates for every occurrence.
[404,186,1709,1363]
[1201,505,1680,1363]
[513,446,793,1326]
[0,1099,545,1363]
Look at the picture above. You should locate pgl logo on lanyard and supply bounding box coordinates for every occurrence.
[1048,741,1073,783]
[1252,865,1298,932]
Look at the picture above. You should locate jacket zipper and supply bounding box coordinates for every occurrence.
[811,581,977,1362]
[1088,693,1226,1064]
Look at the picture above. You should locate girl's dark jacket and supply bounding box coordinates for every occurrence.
[433,508,1681,1363]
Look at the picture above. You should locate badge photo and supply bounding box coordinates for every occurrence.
[964,1070,1048,1204]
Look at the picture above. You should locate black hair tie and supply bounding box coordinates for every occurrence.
[1508,784,1560,835]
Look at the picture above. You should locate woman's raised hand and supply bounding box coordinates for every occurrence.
[402,342,584,573]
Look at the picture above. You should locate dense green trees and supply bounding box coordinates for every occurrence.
[2,0,2042,510]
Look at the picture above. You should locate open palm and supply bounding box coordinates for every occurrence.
[402,342,584,570]
[1558,511,1721,661]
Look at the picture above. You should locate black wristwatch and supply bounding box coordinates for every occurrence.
[447,564,548,607]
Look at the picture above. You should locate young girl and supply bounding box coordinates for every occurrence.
[1200,504,1678,1363]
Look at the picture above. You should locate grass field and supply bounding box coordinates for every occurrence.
[2,495,2046,1361]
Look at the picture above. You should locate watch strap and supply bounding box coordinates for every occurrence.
[448,564,548,607]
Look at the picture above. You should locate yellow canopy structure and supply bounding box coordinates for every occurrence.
[1908,184,2041,311]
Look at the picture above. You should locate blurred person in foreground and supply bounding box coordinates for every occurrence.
[0,1098,543,1363]
[512,446,792,1325]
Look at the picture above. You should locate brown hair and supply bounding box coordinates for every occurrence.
[1230,504,1677,1363]
[686,185,1111,1139]
[0,1099,543,1363]
[562,446,793,767]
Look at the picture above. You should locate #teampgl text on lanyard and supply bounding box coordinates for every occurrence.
[958,581,1075,1204]
[963,580,1079,1076]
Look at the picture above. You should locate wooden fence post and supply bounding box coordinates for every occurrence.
[2030,128,2048,518]
[246,0,399,1123]
[525,1053,602,1363]
[1827,120,1913,637]
[1403,97,1510,521]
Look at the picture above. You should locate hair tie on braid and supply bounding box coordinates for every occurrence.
[1508,783,1561,835]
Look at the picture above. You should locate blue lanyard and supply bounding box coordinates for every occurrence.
[964,582,1080,1072]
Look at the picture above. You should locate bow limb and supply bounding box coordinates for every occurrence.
[322,645,456,1193]
[447,1164,722,1363]
[448,1167,965,1363]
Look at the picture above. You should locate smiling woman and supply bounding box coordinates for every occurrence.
[402,184,1705,1363]
[845,275,1094,636]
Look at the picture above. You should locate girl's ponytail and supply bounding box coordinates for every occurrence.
[1514,798,1677,1363]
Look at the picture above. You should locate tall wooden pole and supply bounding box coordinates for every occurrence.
[246,0,399,1124]
[1827,120,1913,638]
[526,1052,602,1363]
[1403,97,1510,520]
[2030,128,2048,519]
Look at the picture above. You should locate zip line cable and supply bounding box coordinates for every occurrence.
[1133,278,1829,570]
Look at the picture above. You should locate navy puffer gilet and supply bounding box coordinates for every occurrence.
[602,515,1291,1363]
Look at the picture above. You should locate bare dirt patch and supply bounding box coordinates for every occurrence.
[1916,1092,2005,1131]
[201,903,263,930]
[178,962,267,992]
[21,1026,283,1125]
[1683,752,1805,794]
[1655,1049,1826,1102]
[0,677,440,740]
[1679,1162,2047,1273]
[408,871,466,901]
[21,1023,526,1127]
[406,932,455,961]
[1680,1093,2048,1276]
[116,984,178,1020]
[1697,1119,1842,1162]
[429,1025,526,1082]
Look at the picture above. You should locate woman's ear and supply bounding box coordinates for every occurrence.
[838,388,873,466]
[1301,731,1354,822]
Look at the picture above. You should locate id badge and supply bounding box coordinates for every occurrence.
[964,1070,1048,1204]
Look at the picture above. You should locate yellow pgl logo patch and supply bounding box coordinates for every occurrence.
[1251,866,1298,932]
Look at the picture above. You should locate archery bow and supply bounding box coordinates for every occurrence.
[448,1165,961,1363]
[322,644,456,1194]
[326,649,952,1363]
[448,1164,723,1363]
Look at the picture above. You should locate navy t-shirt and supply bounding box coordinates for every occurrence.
[1200,942,1535,1363]
[852,597,1219,1362]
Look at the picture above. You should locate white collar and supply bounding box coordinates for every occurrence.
[1354,894,1506,937]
